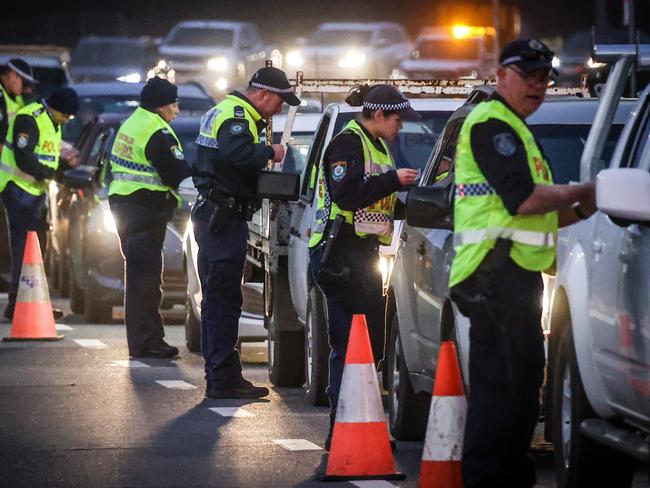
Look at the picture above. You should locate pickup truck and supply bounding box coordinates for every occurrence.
[545,44,650,487]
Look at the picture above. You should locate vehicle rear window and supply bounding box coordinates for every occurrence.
[73,42,145,66]
[531,124,623,183]
[414,39,480,60]
[334,111,453,171]
[307,30,373,47]
[166,28,234,47]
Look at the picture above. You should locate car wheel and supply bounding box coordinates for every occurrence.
[551,327,635,488]
[84,273,113,323]
[387,313,430,441]
[265,267,304,387]
[57,249,69,298]
[68,258,85,315]
[185,292,201,352]
[304,285,329,406]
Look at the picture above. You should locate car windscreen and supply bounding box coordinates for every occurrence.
[270,132,315,175]
[63,96,213,143]
[531,124,623,183]
[414,39,480,60]
[307,29,373,47]
[73,42,145,66]
[166,28,234,47]
[334,111,454,171]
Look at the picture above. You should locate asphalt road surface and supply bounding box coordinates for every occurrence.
[0,294,646,488]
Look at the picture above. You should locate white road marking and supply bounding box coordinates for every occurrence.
[209,407,255,418]
[352,482,398,488]
[55,324,72,331]
[74,339,108,349]
[272,439,322,451]
[112,360,149,368]
[155,380,196,389]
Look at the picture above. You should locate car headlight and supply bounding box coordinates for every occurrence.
[338,50,366,68]
[215,77,228,91]
[286,50,304,67]
[116,72,141,83]
[586,57,606,69]
[552,56,561,69]
[207,57,228,71]
[103,209,117,233]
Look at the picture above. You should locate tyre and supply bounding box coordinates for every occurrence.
[304,285,329,406]
[551,327,635,488]
[57,250,69,298]
[386,313,430,441]
[68,263,85,314]
[84,273,113,323]
[185,293,201,352]
[265,266,304,387]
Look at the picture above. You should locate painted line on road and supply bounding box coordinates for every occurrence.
[74,339,108,349]
[155,380,196,390]
[352,481,398,488]
[272,439,322,451]
[55,323,73,331]
[112,360,150,368]
[209,407,255,418]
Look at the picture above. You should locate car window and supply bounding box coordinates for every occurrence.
[415,39,480,60]
[271,132,314,177]
[88,130,110,168]
[307,29,372,47]
[166,28,234,47]
[73,41,146,66]
[334,110,453,172]
[381,27,406,44]
[302,113,331,199]
[629,101,650,169]
[426,121,462,185]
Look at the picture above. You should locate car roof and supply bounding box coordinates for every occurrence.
[316,22,398,31]
[334,98,466,114]
[170,20,248,29]
[71,82,212,100]
[77,36,154,44]
[90,112,201,131]
[527,97,636,125]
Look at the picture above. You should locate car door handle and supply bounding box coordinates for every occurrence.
[400,232,408,242]
[416,242,426,256]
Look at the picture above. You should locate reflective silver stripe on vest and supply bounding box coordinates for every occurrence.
[0,162,36,182]
[454,227,556,247]
[112,172,163,186]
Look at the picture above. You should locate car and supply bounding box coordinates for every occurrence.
[398,26,497,80]
[0,45,72,99]
[386,89,635,441]
[52,113,201,323]
[62,81,214,143]
[545,45,650,487]
[70,36,159,84]
[180,111,323,353]
[284,22,411,79]
[157,20,267,96]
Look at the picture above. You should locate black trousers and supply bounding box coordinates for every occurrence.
[111,202,171,354]
[451,249,545,488]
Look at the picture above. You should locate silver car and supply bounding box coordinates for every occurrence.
[387,90,635,440]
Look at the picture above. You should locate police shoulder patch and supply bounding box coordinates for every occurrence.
[234,105,245,118]
[230,122,246,135]
[170,145,184,160]
[331,161,347,182]
[492,132,516,157]
[16,133,29,149]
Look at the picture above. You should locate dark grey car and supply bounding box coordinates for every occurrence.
[385,89,635,440]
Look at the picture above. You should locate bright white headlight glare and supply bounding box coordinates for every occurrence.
[215,77,228,91]
[103,209,117,233]
[286,50,304,67]
[157,59,168,69]
[117,72,141,83]
[586,57,606,69]
[207,57,228,71]
[338,50,366,68]
[551,56,561,69]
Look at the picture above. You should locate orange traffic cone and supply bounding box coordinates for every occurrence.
[3,231,63,341]
[418,341,466,488]
[321,314,405,481]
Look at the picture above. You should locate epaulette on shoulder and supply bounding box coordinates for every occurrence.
[233,105,246,118]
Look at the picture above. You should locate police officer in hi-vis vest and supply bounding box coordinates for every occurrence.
[448,39,597,488]
[108,76,191,359]
[0,86,79,320]
[0,59,37,149]
[308,84,419,450]
[192,67,299,399]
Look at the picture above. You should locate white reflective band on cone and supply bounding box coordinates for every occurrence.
[422,396,467,461]
[454,227,555,247]
[17,264,50,302]
[336,363,385,423]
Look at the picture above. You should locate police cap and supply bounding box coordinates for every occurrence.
[499,38,555,74]
[249,67,301,106]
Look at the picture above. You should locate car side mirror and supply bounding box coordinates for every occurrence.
[63,167,94,189]
[406,185,452,229]
[596,168,650,224]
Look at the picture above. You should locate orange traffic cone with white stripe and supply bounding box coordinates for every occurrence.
[419,341,466,487]
[3,231,63,341]
[321,314,405,482]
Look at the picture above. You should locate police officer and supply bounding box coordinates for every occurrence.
[0,59,37,147]
[0,86,79,320]
[448,38,596,488]
[108,76,191,359]
[308,84,419,449]
[192,67,299,399]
